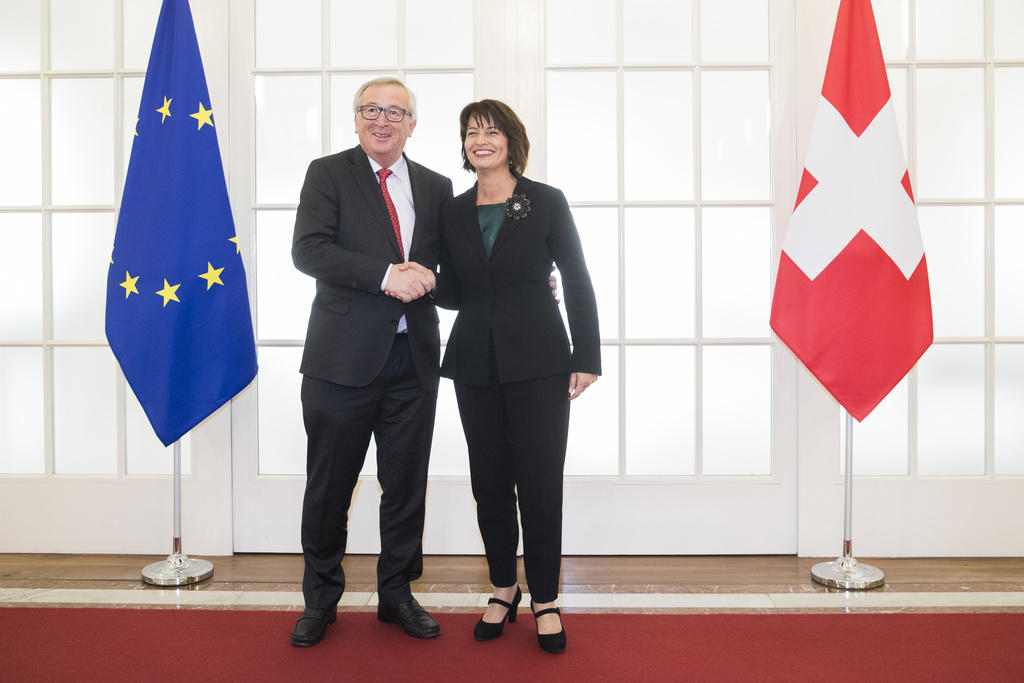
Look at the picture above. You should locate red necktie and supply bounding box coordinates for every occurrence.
[377,168,404,260]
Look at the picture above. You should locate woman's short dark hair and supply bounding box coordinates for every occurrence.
[459,99,530,177]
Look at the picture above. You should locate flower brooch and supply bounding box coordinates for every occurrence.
[505,193,531,220]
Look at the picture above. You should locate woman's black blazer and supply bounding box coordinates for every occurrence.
[435,177,600,387]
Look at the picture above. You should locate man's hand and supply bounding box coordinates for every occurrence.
[385,262,436,302]
[550,265,560,303]
[568,372,598,400]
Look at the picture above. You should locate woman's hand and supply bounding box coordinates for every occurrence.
[568,372,598,400]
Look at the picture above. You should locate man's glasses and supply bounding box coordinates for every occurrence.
[357,105,409,123]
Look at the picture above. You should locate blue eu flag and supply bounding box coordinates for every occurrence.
[106,0,257,447]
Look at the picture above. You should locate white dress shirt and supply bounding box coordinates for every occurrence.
[369,155,416,332]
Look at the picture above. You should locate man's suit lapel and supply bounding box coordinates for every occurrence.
[347,148,403,261]
[407,156,429,261]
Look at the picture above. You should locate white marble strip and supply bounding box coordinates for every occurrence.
[2,589,1024,610]
[557,593,776,609]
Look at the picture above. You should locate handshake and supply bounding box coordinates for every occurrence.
[384,261,436,303]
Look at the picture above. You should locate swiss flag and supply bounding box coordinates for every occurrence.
[770,0,933,421]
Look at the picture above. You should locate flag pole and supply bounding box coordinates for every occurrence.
[141,438,214,586]
[810,411,884,590]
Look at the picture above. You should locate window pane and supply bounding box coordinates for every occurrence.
[839,378,908,476]
[427,379,469,475]
[0,0,40,70]
[50,0,114,70]
[0,79,42,206]
[887,67,908,152]
[995,206,1024,336]
[624,71,693,201]
[406,0,473,66]
[257,346,305,475]
[995,345,1024,475]
[568,207,617,341]
[625,208,695,339]
[700,71,769,200]
[916,0,984,60]
[916,68,984,199]
[256,210,315,340]
[918,206,984,337]
[53,346,117,474]
[52,212,114,341]
[258,345,378,477]
[623,0,693,63]
[331,0,397,67]
[255,0,321,68]
[873,0,910,61]
[994,0,1024,59]
[917,344,985,475]
[404,72,475,194]
[51,78,114,205]
[126,388,191,475]
[547,0,616,65]
[122,0,161,70]
[565,346,618,475]
[625,346,695,475]
[700,0,768,63]
[439,304,456,343]
[0,347,44,474]
[702,345,771,475]
[255,75,322,205]
[547,71,617,201]
[702,207,770,338]
[122,76,144,182]
[330,72,396,155]
[0,213,43,338]
[995,68,1024,198]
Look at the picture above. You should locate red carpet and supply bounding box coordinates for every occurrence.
[2,608,1022,682]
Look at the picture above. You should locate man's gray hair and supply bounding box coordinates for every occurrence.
[352,77,417,122]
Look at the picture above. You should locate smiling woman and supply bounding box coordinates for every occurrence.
[433,98,601,653]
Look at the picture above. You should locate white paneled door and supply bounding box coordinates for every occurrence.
[231,0,799,555]
[0,0,231,555]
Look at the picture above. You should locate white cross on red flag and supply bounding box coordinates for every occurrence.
[770,0,933,421]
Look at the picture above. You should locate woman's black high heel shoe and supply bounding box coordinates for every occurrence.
[531,600,566,654]
[473,586,521,641]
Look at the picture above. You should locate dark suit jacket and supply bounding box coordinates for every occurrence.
[435,177,600,386]
[292,146,453,391]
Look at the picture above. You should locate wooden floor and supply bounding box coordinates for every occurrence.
[2,554,1023,614]
[3,553,1024,591]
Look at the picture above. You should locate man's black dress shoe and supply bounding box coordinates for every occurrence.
[377,598,440,639]
[290,607,337,647]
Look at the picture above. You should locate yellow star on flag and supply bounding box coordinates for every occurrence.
[199,262,225,290]
[157,96,172,124]
[133,117,139,137]
[119,271,140,298]
[190,102,214,130]
[156,278,181,307]
[229,236,240,253]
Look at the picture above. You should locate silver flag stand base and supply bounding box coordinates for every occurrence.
[142,551,213,586]
[141,440,213,586]
[812,413,885,591]
[811,554,884,590]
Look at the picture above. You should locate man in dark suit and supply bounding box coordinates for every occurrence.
[288,77,453,647]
